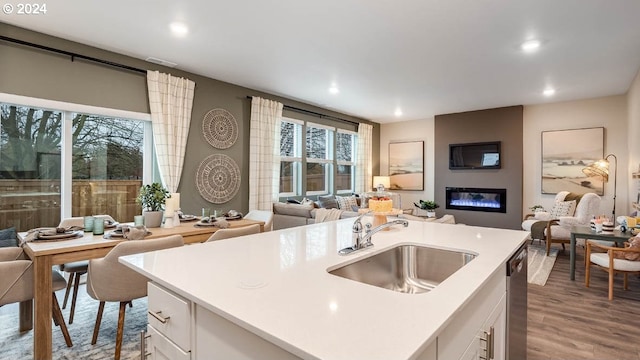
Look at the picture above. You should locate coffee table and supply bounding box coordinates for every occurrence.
[569,225,632,280]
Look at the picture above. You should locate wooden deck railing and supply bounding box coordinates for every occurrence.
[0,179,142,232]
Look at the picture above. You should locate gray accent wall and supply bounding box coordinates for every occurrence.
[0,22,380,217]
[434,106,523,229]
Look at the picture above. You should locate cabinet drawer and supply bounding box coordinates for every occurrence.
[147,325,190,360]
[148,282,191,351]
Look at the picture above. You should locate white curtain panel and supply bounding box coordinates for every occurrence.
[147,70,195,192]
[249,96,283,211]
[355,123,373,194]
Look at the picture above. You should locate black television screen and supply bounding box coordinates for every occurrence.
[449,141,501,169]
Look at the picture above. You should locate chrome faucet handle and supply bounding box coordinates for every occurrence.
[352,211,370,233]
[352,220,363,233]
[363,222,374,246]
[365,222,372,233]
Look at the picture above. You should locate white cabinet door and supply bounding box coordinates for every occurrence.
[194,304,301,360]
[148,282,192,351]
[459,342,481,360]
[458,294,506,360]
[438,271,506,360]
[147,325,191,360]
[485,296,506,360]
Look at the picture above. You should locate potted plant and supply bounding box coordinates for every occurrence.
[529,205,545,213]
[136,183,170,228]
[414,200,440,218]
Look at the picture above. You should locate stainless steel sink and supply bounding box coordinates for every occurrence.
[328,244,476,294]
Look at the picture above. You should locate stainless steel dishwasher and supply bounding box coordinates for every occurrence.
[506,243,527,360]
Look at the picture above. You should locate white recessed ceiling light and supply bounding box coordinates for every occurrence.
[170,22,189,36]
[521,39,541,52]
[394,108,403,117]
[328,85,339,94]
[543,88,556,96]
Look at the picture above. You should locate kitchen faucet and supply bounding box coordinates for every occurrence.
[339,213,409,255]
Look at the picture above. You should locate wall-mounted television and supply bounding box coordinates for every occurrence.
[449,141,501,170]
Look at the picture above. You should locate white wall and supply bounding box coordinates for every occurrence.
[383,95,631,219]
[380,118,434,210]
[523,95,629,218]
[628,69,640,213]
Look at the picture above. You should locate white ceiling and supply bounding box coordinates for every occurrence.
[3,0,640,123]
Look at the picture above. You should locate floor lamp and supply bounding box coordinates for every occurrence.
[582,153,617,219]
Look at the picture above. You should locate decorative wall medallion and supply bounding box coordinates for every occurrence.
[202,108,238,149]
[196,154,241,204]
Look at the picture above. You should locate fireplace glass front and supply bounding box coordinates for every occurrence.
[445,187,507,213]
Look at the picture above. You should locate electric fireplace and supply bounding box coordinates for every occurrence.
[446,187,507,213]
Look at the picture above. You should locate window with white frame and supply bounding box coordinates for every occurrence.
[278,117,357,197]
[305,122,332,195]
[0,95,153,231]
[279,119,302,197]
[336,129,356,193]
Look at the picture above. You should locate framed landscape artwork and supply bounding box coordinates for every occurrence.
[389,141,424,191]
[541,127,604,195]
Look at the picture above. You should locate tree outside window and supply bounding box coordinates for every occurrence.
[1,104,146,230]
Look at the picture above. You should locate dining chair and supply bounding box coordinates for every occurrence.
[206,224,261,242]
[585,239,640,300]
[0,247,73,347]
[243,210,274,231]
[58,215,118,324]
[57,217,86,324]
[86,235,184,360]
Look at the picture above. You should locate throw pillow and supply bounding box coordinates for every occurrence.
[317,195,339,209]
[336,195,359,210]
[549,200,576,218]
[0,226,18,247]
[300,198,316,206]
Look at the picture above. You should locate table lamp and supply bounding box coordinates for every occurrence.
[373,176,391,191]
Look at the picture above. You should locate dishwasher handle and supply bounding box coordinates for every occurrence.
[508,246,527,275]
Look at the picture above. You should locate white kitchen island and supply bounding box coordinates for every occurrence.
[120,218,529,360]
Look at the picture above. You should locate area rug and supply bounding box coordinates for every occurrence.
[0,284,145,360]
[528,244,559,286]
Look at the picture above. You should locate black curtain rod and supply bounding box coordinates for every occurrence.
[246,96,360,127]
[0,35,147,74]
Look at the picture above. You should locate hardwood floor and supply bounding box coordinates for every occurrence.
[528,243,640,360]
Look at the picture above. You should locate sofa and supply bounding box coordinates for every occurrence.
[273,195,361,230]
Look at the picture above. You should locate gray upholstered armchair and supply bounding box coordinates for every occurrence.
[87,235,184,360]
[0,247,73,347]
[522,191,601,255]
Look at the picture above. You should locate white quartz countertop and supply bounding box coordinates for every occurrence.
[120,218,528,360]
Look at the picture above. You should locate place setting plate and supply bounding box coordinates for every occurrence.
[34,229,84,241]
[104,221,119,229]
[105,227,152,238]
[222,214,242,220]
[221,210,243,220]
[194,218,219,227]
[106,229,126,238]
[180,215,199,222]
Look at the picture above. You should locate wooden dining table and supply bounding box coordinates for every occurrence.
[19,218,264,360]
